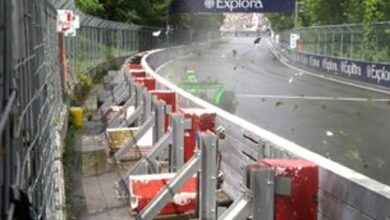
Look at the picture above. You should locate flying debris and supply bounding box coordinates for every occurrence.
[254,37,262,45]
[326,131,334,137]
[152,30,161,37]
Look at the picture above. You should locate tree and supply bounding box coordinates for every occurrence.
[267,13,294,32]
[267,0,390,32]
[76,0,105,17]
[77,0,224,31]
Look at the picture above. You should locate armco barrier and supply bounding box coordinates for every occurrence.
[105,54,320,219]
[141,48,390,219]
[268,38,390,90]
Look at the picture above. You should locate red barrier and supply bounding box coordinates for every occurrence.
[134,77,156,91]
[129,64,143,70]
[151,90,176,131]
[130,71,146,78]
[259,159,318,220]
[129,174,197,215]
[180,108,216,162]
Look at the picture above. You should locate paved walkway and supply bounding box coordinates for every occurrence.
[69,85,135,220]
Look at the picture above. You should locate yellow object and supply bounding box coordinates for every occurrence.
[70,107,84,128]
[106,128,138,149]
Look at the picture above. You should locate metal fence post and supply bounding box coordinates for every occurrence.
[153,99,165,145]
[170,114,185,172]
[142,88,151,123]
[199,132,217,220]
[250,167,275,220]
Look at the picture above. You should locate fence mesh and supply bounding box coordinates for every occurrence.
[0,0,218,219]
[279,21,390,63]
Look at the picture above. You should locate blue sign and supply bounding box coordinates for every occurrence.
[291,53,390,88]
[170,0,296,14]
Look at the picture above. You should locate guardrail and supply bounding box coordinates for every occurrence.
[138,47,390,219]
[97,46,390,219]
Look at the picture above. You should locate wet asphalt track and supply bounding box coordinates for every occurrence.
[158,37,390,185]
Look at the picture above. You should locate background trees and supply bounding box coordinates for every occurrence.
[76,0,224,30]
[268,0,390,32]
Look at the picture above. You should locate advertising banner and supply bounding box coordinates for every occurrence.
[292,53,390,88]
[170,0,296,13]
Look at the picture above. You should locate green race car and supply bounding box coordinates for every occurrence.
[178,70,237,113]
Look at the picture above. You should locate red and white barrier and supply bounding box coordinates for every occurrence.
[129,173,197,215]
[180,108,216,162]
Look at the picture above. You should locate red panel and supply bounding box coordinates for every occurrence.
[134,77,156,91]
[129,64,143,70]
[151,91,176,112]
[130,71,146,78]
[259,159,318,220]
[129,174,197,215]
[179,108,216,162]
[151,91,177,132]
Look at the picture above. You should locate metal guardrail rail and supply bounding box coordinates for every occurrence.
[138,47,390,220]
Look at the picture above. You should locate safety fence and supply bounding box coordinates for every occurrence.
[278,22,390,64]
[0,0,218,219]
[271,22,390,89]
[1,0,63,219]
[54,1,217,81]
[94,46,390,219]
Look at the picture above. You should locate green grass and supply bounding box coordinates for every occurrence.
[63,124,76,220]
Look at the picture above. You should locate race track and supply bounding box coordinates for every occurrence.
[158,37,390,185]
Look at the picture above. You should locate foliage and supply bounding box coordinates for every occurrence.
[171,14,225,31]
[268,0,390,62]
[63,124,75,220]
[76,0,224,30]
[267,14,294,32]
[76,0,105,17]
[268,0,390,31]
[73,68,94,104]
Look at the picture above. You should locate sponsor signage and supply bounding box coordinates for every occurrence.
[292,53,390,88]
[170,0,296,13]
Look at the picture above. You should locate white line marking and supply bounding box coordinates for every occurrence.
[266,40,390,96]
[236,94,390,102]
[155,60,173,73]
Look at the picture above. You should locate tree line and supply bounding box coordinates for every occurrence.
[76,0,224,30]
[268,0,390,32]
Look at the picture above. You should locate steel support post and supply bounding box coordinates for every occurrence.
[114,116,154,161]
[108,96,136,128]
[125,72,134,97]
[170,114,185,172]
[142,89,152,124]
[115,130,173,199]
[251,167,275,220]
[218,193,251,220]
[153,99,165,145]
[136,153,200,220]
[199,132,218,220]
[118,104,141,127]
[129,131,172,176]
[135,85,143,126]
